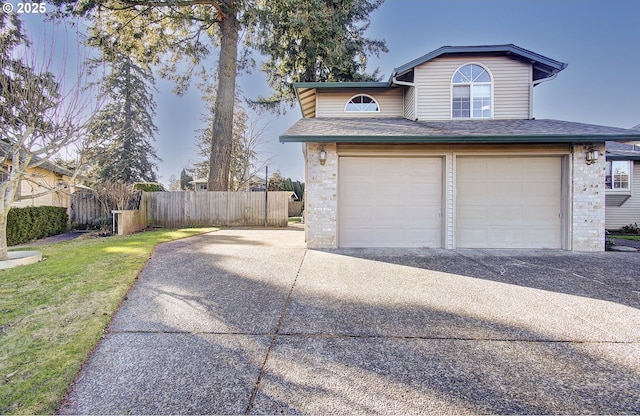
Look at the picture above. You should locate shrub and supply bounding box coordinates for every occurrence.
[7,206,68,246]
[133,182,165,192]
[620,223,640,234]
[92,216,113,233]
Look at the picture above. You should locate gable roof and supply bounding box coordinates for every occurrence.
[280,118,640,144]
[293,44,567,118]
[391,44,568,82]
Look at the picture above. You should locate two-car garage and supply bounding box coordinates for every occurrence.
[338,153,564,249]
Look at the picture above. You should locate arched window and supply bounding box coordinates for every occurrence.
[344,94,380,112]
[452,64,492,118]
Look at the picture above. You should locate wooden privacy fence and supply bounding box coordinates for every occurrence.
[69,191,107,225]
[141,191,289,228]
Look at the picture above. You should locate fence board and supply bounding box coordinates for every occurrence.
[70,191,106,225]
[143,191,288,228]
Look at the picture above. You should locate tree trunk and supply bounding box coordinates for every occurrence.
[0,206,8,261]
[208,1,239,191]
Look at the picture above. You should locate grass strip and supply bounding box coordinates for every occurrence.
[0,228,217,415]
[609,235,640,241]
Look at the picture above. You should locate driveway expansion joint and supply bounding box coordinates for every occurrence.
[245,249,307,415]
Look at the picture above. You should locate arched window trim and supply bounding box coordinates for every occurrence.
[344,94,381,113]
[450,63,494,119]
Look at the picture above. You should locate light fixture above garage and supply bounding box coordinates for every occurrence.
[319,148,327,165]
[586,147,599,165]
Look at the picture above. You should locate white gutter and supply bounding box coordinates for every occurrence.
[392,76,418,120]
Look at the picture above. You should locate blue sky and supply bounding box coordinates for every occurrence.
[12,0,640,185]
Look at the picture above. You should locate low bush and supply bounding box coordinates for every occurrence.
[7,206,68,246]
[620,223,640,234]
[133,182,165,192]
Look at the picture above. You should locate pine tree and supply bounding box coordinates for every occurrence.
[85,50,160,183]
[253,0,387,109]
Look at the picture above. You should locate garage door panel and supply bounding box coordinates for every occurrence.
[340,157,442,248]
[342,182,374,198]
[341,205,372,223]
[457,156,562,249]
[376,184,407,199]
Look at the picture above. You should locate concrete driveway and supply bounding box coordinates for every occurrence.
[59,227,640,414]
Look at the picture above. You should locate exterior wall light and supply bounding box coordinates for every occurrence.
[586,148,599,165]
[319,148,327,165]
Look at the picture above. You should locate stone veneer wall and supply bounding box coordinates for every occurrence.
[305,142,338,248]
[571,143,606,251]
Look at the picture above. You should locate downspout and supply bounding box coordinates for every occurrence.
[392,76,418,121]
[529,71,559,119]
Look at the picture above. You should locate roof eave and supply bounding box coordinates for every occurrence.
[390,44,567,81]
[293,81,391,89]
[280,135,637,144]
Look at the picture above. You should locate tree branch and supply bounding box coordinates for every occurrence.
[118,0,227,19]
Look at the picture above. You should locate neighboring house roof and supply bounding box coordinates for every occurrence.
[391,44,567,83]
[189,178,208,184]
[0,141,75,177]
[606,141,640,161]
[280,118,640,144]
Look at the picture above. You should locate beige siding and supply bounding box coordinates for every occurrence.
[414,56,531,121]
[316,89,403,118]
[11,166,70,208]
[606,161,640,229]
[404,86,415,120]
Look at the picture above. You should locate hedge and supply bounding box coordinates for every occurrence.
[7,206,68,246]
[133,182,165,192]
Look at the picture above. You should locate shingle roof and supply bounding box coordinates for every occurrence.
[0,141,75,176]
[391,44,568,83]
[280,118,640,144]
[606,141,640,160]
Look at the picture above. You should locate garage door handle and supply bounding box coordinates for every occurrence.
[558,210,563,218]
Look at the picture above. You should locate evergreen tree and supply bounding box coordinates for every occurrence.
[180,168,193,190]
[53,0,385,188]
[85,49,161,183]
[253,0,387,109]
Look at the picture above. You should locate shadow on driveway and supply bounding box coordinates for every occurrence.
[59,229,640,415]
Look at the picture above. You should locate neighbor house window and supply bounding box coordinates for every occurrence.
[452,64,492,118]
[605,161,631,190]
[345,94,380,112]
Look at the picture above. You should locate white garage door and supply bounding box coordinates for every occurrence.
[456,156,562,249]
[339,157,442,247]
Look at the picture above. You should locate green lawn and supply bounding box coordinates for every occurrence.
[0,228,217,415]
[610,235,640,241]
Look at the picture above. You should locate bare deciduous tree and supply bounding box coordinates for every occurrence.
[0,14,97,260]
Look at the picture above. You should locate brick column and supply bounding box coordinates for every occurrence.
[571,143,606,251]
[305,142,338,248]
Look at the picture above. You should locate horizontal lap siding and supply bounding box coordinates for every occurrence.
[414,56,531,121]
[605,161,640,229]
[316,89,404,118]
[404,86,415,120]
